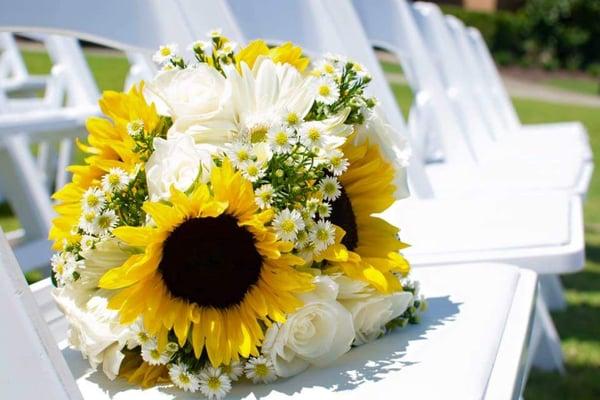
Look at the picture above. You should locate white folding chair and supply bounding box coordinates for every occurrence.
[408,4,591,198]
[465,26,593,162]
[0,32,48,93]
[225,0,582,372]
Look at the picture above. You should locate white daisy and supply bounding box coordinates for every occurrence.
[272,209,305,242]
[208,28,222,38]
[325,149,349,176]
[152,43,179,64]
[92,210,119,236]
[240,160,266,183]
[101,168,130,192]
[126,119,144,136]
[189,40,210,53]
[314,59,338,76]
[268,124,295,154]
[199,367,232,400]
[311,220,336,252]
[220,361,244,381]
[319,177,341,201]
[79,235,97,252]
[228,141,253,168]
[304,198,320,218]
[169,363,200,393]
[126,320,154,348]
[244,115,273,143]
[244,356,277,384]
[317,202,331,218]
[255,184,274,210]
[141,340,171,366]
[299,122,325,149]
[81,188,105,213]
[51,253,77,285]
[351,61,371,79]
[279,108,303,129]
[78,211,97,235]
[220,41,238,54]
[315,76,340,105]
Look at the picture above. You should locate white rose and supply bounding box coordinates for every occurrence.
[145,66,235,143]
[262,276,355,377]
[146,136,217,201]
[352,107,411,199]
[52,287,130,380]
[335,275,413,345]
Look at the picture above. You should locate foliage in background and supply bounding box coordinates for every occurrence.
[442,0,600,74]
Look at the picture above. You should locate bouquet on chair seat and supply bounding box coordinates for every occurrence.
[50,30,425,399]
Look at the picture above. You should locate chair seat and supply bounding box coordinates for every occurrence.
[380,193,584,274]
[31,264,536,400]
[520,121,592,161]
[426,153,587,197]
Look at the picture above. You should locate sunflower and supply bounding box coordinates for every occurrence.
[318,139,410,293]
[98,160,314,367]
[49,84,159,250]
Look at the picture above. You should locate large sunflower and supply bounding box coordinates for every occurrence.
[49,84,159,249]
[318,140,410,293]
[99,160,313,367]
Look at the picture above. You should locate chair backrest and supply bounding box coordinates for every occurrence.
[0,32,29,81]
[351,0,478,164]
[412,2,497,159]
[466,27,521,135]
[227,0,435,198]
[444,15,506,141]
[0,229,82,399]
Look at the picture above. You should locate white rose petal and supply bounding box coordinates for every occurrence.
[146,136,217,202]
[262,276,355,377]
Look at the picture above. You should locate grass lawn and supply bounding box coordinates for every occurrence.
[4,50,600,398]
[544,77,600,98]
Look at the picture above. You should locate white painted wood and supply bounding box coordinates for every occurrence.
[0,230,82,399]
[29,263,537,400]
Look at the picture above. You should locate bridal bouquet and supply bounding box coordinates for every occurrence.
[50,31,425,399]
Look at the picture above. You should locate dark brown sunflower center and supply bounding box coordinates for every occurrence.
[329,187,358,250]
[158,214,263,309]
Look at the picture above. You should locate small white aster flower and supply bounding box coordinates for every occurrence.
[51,253,77,285]
[314,59,338,76]
[126,119,144,136]
[272,209,305,242]
[228,142,253,168]
[319,177,341,201]
[299,122,325,148]
[207,28,223,38]
[317,202,331,218]
[169,363,200,392]
[280,108,303,129]
[79,235,96,252]
[240,160,266,183]
[101,168,130,192]
[311,220,336,252]
[220,361,244,381]
[141,340,171,366]
[81,187,105,213]
[295,229,310,249]
[199,367,232,400]
[127,321,154,348]
[188,40,210,53]
[244,356,277,384]
[325,149,349,176]
[351,61,370,79]
[268,124,295,154]
[221,41,238,53]
[92,210,119,235]
[305,198,320,218]
[78,210,97,234]
[255,184,274,210]
[152,43,178,64]
[315,76,340,105]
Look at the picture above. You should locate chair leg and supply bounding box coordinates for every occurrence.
[530,295,565,374]
[539,275,567,311]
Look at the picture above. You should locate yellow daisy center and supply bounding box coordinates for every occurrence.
[308,128,321,141]
[208,377,222,390]
[318,85,331,96]
[255,363,269,377]
[160,47,172,56]
[275,131,288,145]
[286,112,299,125]
[280,220,296,233]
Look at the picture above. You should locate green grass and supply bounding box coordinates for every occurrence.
[544,77,600,97]
[380,60,404,75]
[5,50,600,397]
